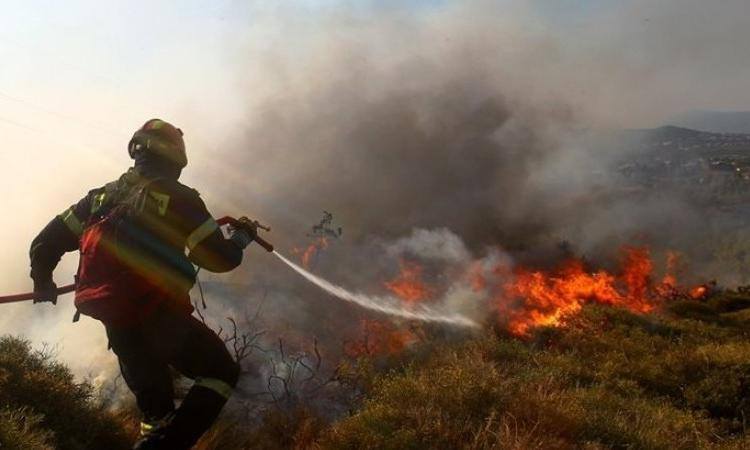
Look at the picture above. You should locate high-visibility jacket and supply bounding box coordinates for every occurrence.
[29,168,243,319]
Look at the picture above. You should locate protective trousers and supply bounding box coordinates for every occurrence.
[106,304,240,449]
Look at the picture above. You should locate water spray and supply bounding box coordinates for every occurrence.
[225,216,478,328]
[272,251,479,328]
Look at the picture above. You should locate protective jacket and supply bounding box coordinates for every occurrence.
[29,167,242,324]
[30,121,247,449]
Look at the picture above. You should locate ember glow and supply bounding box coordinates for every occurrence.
[344,319,420,357]
[690,285,708,300]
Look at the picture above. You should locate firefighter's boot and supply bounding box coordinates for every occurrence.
[134,382,231,449]
[132,415,171,450]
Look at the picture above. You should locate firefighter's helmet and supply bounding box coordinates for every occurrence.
[128,119,187,168]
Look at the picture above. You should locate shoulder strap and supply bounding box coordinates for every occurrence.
[130,177,164,215]
[85,176,162,227]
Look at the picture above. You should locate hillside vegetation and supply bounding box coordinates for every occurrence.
[3,291,750,449]
[321,297,750,449]
[0,336,132,450]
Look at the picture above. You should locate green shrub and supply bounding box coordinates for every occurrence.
[0,336,131,450]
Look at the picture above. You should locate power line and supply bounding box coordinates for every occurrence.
[0,90,121,137]
[0,110,120,161]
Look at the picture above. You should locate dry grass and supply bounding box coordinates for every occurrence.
[4,290,750,449]
[320,297,750,450]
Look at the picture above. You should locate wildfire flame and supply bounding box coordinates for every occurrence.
[292,237,329,268]
[345,260,433,357]
[500,247,671,336]
[384,259,433,304]
[353,245,706,356]
[468,260,489,292]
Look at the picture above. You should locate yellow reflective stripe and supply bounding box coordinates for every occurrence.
[186,218,218,251]
[90,193,106,214]
[140,422,154,436]
[194,377,233,399]
[58,208,83,237]
[148,191,170,216]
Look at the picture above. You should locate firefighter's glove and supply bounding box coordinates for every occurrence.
[230,228,253,250]
[237,217,260,240]
[33,278,58,305]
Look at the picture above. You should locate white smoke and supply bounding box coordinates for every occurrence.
[386,228,472,263]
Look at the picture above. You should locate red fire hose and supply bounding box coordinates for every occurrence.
[0,216,273,305]
[0,284,76,305]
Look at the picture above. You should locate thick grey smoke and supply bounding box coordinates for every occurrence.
[211,1,734,269]
[216,6,577,255]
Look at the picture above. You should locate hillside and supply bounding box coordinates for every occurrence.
[668,111,750,134]
[318,294,750,449]
[615,126,750,211]
[6,290,750,449]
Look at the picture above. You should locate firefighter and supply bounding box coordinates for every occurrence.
[29,119,254,449]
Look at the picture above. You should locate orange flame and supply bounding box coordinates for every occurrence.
[347,260,432,357]
[365,245,706,351]
[690,285,708,300]
[384,259,432,304]
[292,237,329,268]
[500,247,664,336]
[467,260,487,292]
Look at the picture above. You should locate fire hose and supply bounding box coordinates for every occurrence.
[0,216,273,305]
